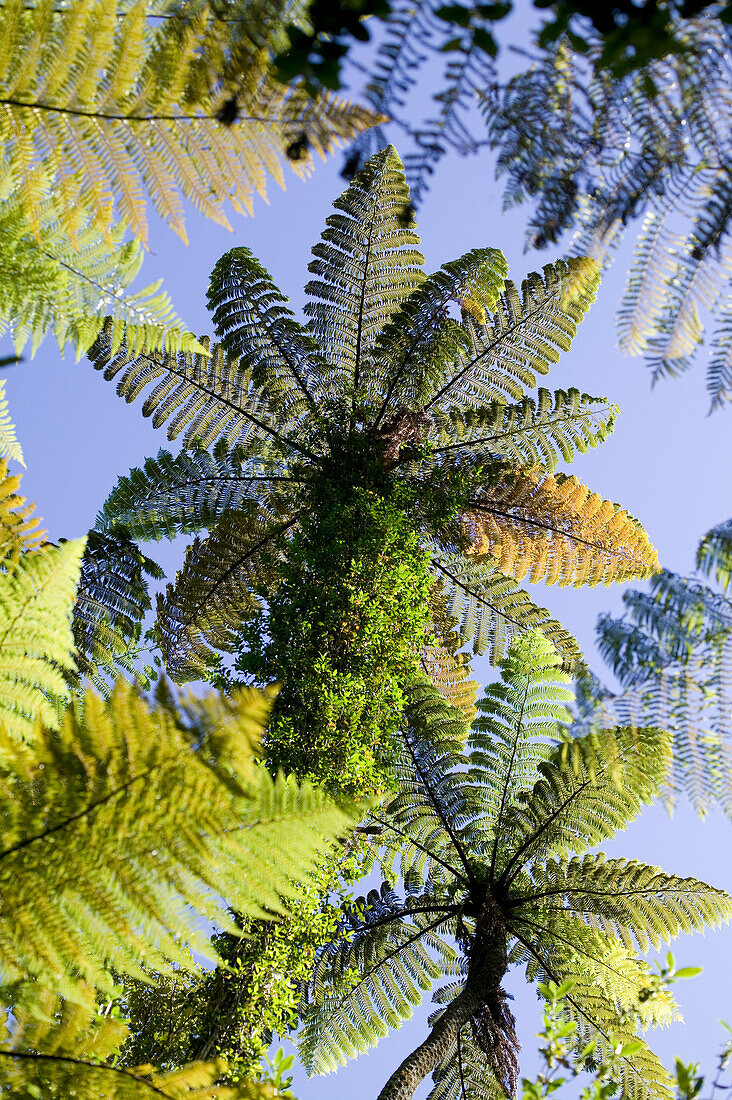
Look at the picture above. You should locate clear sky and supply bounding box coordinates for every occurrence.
[3,17,732,1097]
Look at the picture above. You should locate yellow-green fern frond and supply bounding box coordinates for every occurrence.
[0,537,84,739]
[0,984,275,1098]
[464,468,659,586]
[0,458,45,567]
[0,678,357,1003]
[421,606,479,721]
[0,379,23,465]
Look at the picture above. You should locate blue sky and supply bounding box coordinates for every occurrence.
[3,28,732,1098]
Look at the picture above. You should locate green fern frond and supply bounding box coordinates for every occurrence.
[0,678,357,1003]
[156,504,296,681]
[697,516,732,594]
[0,983,275,1098]
[0,537,85,740]
[526,853,732,953]
[430,549,581,662]
[0,380,23,466]
[420,610,479,721]
[304,145,425,397]
[499,725,672,880]
[424,258,601,410]
[429,388,617,471]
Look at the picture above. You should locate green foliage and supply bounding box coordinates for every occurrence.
[589,517,732,817]
[0,0,377,356]
[0,677,360,1006]
[92,147,656,798]
[0,378,23,465]
[0,535,85,740]
[299,632,731,1100]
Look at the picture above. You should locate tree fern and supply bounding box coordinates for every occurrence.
[0,536,85,739]
[89,148,656,792]
[0,676,358,1006]
[0,457,44,566]
[299,632,731,1100]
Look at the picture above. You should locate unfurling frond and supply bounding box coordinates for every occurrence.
[0,679,356,1004]
[72,530,163,689]
[156,505,296,680]
[0,538,85,740]
[464,469,659,586]
[425,258,600,409]
[0,380,23,466]
[0,459,44,566]
[0,984,275,1098]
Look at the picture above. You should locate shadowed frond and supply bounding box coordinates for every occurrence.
[430,549,581,662]
[0,538,84,740]
[429,388,617,471]
[425,258,600,410]
[98,445,298,543]
[304,146,424,396]
[157,505,298,680]
[697,516,732,594]
[0,679,357,1004]
[71,530,163,690]
[464,469,659,586]
[0,380,23,465]
[0,459,44,566]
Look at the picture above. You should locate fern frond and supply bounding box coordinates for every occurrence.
[525,853,732,953]
[420,610,478,721]
[425,258,600,410]
[0,679,357,1003]
[464,468,659,586]
[430,549,581,662]
[0,537,84,740]
[0,379,23,465]
[98,445,297,543]
[0,983,275,1098]
[697,515,732,594]
[156,504,296,681]
[0,458,45,567]
[499,726,672,881]
[299,881,458,1075]
[429,1023,503,1100]
[429,388,617,470]
[71,529,163,689]
[304,145,424,400]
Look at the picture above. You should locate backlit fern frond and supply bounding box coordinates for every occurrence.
[464,469,659,586]
[299,880,459,1075]
[423,258,600,410]
[98,445,297,543]
[528,853,732,953]
[0,458,45,567]
[0,678,357,1004]
[430,549,581,662]
[0,983,280,1098]
[304,146,424,397]
[0,537,84,740]
[157,504,297,680]
[430,1023,503,1100]
[0,194,201,357]
[429,388,617,471]
[0,380,23,465]
[71,530,163,690]
[420,608,478,721]
[0,0,377,247]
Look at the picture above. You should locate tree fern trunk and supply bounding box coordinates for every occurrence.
[376,982,484,1100]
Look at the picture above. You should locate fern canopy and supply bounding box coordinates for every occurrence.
[91,146,657,791]
[299,632,731,1100]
